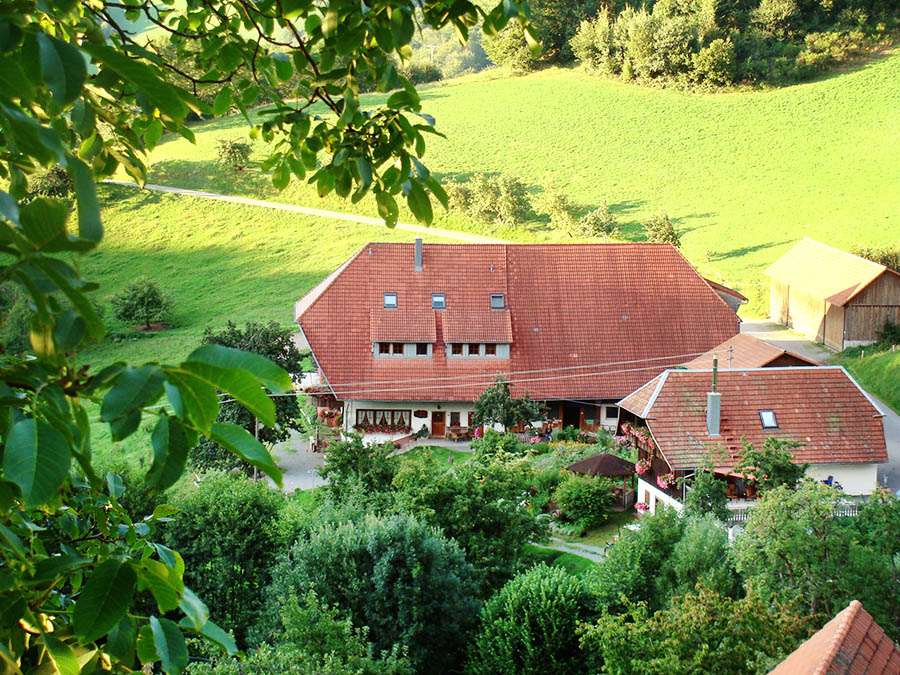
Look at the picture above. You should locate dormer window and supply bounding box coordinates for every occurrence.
[432,293,446,309]
[490,294,505,309]
[383,292,397,309]
[759,410,778,429]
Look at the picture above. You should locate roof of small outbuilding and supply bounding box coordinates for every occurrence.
[566,453,636,477]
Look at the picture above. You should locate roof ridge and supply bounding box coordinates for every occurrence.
[814,600,863,675]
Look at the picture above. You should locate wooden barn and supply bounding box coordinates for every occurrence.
[765,239,900,351]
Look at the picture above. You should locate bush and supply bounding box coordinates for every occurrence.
[470,429,526,461]
[259,513,479,671]
[445,181,471,212]
[216,138,252,171]
[398,62,442,84]
[317,433,398,503]
[466,564,595,675]
[853,245,900,273]
[461,174,532,226]
[575,203,619,238]
[483,24,539,72]
[162,472,287,647]
[26,165,72,200]
[692,38,736,84]
[393,453,548,595]
[878,320,900,346]
[642,212,682,248]
[0,283,31,355]
[539,191,579,235]
[552,473,614,530]
[571,12,616,74]
[191,591,412,674]
[110,277,173,329]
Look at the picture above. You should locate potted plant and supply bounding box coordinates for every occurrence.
[635,458,651,475]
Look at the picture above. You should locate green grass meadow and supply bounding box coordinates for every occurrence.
[134,51,900,315]
[835,347,900,414]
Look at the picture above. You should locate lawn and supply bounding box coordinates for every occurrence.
[133,50,900,315]
[556,510,639,549]
[834,346,900,414]
[396,445,472,466]
[522,544,598,574]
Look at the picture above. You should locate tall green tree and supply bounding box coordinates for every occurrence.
[736,437,808,492]
[0,0,534,669]
[472,377,544,429]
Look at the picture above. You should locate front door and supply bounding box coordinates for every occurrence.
[432,411,445,437]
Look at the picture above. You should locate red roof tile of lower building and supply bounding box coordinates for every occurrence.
[618,367,886,470]
[682,333,820,370]
[296,242,740,402]
[770,600,900,674]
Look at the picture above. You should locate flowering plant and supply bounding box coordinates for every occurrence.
[656,472,676,489]
[353,422,411,434]
[635,458,651,475]
[635,502,649,513]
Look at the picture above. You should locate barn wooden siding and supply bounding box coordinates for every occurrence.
[843,272,900,346]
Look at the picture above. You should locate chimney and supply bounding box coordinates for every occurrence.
[706,355,721,437]
[414,237,423,271]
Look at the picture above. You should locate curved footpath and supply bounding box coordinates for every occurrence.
[104,180,508,244]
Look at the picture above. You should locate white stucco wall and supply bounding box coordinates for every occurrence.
[342,399,476,439]
[637,477,684,514]
[806,463,880,496]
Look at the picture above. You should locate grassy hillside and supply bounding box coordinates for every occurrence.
[138,51,900,314]
[835,347,900,414]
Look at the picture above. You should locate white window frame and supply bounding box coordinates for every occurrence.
[432,293,446,309]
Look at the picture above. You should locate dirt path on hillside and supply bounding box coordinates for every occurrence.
[104,180,508,244]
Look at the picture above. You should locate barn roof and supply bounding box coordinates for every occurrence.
[771,600,900,675]
[618,367,886,470]
[764,239,898,307]
[295,242,740,402]
[682,333,819,370]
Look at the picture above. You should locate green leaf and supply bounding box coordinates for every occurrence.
[0,524,26,561]
[426,176,449,210]
[133,559,182,613]
[376,190,399,226]
[212,88,232,116]
[178,587,209,631]
[209,422,282,487]
[109,409,141,442]
[33,553,91,581]
[161,369,219,434]
[322,8,339,36]
[42,633,81,675]
[30,257,104,340]
[106,472,124,499]
[68,154,103,241]
[144,119,164,150]
[271,161,290,191]
[272,53,293,82]
[53,309,86,350]
[3,419,71,508]
[37,33,87,106]
[105,615,136,665]
[19,198,69,252]
[72,559,137,644]
[524,24,542,57]
[136,624,157,665]
[406,180,433,225]
[180,361,274,428]
[186,344,292,393]
[147,415,190,492]
[100,366,164,423]
[0,190,20,224]
[150,617,188,675]
[182,618,237,656]
[356,157,373,191]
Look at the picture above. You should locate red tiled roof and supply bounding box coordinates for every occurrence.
[704,278,748,302]
[296,242,740,402]
[682,333,819,370]
[770,600,900,674]
[765,239,898,307]
[618,367,886,470]
[370,309,437,342]
[443,309,513,343]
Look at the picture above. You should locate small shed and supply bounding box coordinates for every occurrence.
[567,453,636,508]
[765,239,900,351]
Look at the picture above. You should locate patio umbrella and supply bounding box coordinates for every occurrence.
[566,453,635,477]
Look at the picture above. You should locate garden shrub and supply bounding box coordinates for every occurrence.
[471,429,526,461]
[539,192,579,235]
[462,173,532,226]
[571,12,616,74]
[0,283,30,355]
[692,38,736,84]
[163,472,288,647]
[853,244,900,273]
[752,0,800,36]
[393,453,548,596]
[643,212,682,248]
[466,564,596,675]
[877,320,900,347]
[216,138,252,171]
[554,425,584,442]
[552,473,614,530]
[191,591,412,674]
[576,203,619,238]
[398,62,442,84]
[25,165,72,200]
[445,181,471,212]
[317,433,398,504]
[495,175,531,225]
[110,277,173,329]
[259,513,479,671]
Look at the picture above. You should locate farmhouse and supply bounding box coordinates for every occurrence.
[617,366,887,513]
[681,333,819,369]
[295,240,740,441]
[766,239,900,351]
